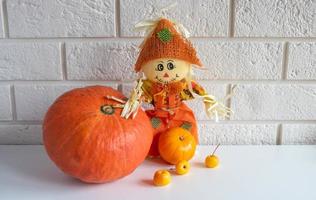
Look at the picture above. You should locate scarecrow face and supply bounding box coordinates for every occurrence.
[142,58,190,84]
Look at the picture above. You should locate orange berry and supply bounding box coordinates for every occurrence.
[175,160,190,175]
[205,155,219,168]
[153,170,171,186]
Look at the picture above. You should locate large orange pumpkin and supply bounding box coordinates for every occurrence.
[158,127,196,164]
[43,86,153,183]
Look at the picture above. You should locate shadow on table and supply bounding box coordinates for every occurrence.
[138,179,154,186]
[145,156,170,166]
[0,146,94,190]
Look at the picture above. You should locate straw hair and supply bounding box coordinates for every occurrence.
[134,18,202,72]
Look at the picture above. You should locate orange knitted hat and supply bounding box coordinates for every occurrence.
[134,18,202,72]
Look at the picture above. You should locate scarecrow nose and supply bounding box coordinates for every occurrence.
[163,73,169,78]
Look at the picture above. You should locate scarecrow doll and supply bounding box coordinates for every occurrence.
[121,18,231,156]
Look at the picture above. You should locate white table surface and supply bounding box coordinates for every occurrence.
[0,145,315,200]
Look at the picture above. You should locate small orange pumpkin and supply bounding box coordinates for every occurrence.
[158,127,196,164]
[43,86,153,183]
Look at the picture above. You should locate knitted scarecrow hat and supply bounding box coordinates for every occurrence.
[134,18,202,72]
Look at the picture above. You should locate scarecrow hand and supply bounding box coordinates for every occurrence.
[203,97,232,121]
[120,79,144,119]
[121,96,143,119]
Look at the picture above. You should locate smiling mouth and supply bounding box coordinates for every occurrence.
[155,75,178,84]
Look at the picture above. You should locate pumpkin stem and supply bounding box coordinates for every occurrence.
[100,105,115,115]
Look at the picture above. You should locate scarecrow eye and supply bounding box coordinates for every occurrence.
[167,62,175,70]
[156,64,164,71]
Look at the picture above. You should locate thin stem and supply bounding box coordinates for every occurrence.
[211,144,220,155]
[169,167,175,171]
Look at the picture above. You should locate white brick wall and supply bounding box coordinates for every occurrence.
[66,41,139,80]
[235,0,315,37]
[0,43,62,80]
[120,0,229,37]
[0,85,12,120]
[282,124,316,145]
[6,0,115,37]
[288,42,316,80]
[0,1,3,38]
[198,123,278,145]
[0,0,315,145]
[194,41,284,80]
[231,84,316,120]
[0,125,42,144]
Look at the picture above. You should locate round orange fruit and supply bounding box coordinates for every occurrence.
[175,160,190,175]
[153,170,171,186]
[205,155,219,168]
[158,127,196,164]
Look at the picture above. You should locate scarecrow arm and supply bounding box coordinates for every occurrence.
[121,79,144,119]
[191,81,232,121]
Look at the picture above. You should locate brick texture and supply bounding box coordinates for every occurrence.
[0,43,62,80]
[193,41,284,80]
[0,85,12,120]
[282,124,316,145]
[235,0,315,37]
[0,1,3,38]
[288,42,316,80]
[6,0,115,37]
[0,125,42,144]
[198,123,278,145]
[120,0,229,37]
[66,41,139,80]
[231,84,316,120]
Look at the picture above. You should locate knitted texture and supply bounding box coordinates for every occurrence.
[134,18,202,72]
